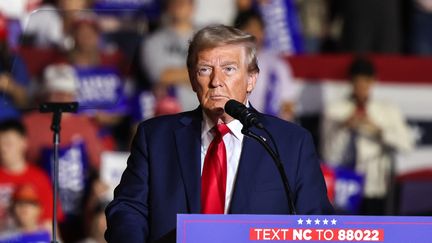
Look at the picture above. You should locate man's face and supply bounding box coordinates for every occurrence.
[167,0,194,23]
[352,74,375,103]
[74,23,99,51]
[13,201,41,229]
[242,18,265,48]
[191,44,257,118]
[0,131,27,166]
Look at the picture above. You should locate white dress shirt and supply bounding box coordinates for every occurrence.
[201,113,244,214]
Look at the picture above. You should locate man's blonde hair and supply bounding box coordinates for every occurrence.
[187,25,259,81]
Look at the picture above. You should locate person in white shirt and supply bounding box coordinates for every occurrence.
[321,57,414,215]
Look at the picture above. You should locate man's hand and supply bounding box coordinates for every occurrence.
[343,110,382,138]
[360,115,382,138]
[343,111,364,129]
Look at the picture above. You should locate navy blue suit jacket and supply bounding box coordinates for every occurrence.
[105,107,333,242]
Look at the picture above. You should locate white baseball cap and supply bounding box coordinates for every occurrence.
[43,63,78,93]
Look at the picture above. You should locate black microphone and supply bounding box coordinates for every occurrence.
[225,99,297,214]
[224,99,264,129]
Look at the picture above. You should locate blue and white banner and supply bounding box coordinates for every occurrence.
[258,0,303,54]
[41,141,90,216]
[320,164,364,214]
[75,66,128,114]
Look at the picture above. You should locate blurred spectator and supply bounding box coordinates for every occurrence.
[79,200,108,243]
[0,185,52,243]
[24,0,92,50]
[328,0,401,53]
[23,0,64,49]
[23,63,103,170]
[23,63,106,242]
[0,119,60,234]
[66,13,128,150]
[128,88,182,139]
[0,13,30,122]
[10,185,50,235]
[321,57,413,215]
[193,0,237,27]
[69,13,119,69]
[141,0,198,111]
[235,10,298,121]
[296,0,327,53]
[410,0,432,55]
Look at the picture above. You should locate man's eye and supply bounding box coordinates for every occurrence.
[224,66,236,74]
[197,67,211,76]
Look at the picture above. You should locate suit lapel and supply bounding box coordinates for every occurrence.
[229,126,267,213]
[175,108,202,213]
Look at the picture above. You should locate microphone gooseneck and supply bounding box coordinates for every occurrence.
[39,102,79,243]
[224,99,297,214]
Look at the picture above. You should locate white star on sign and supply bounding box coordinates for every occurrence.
[323,219,329,225]
[331,219,337,225]
[315,219,320,225]
[306,218,312,225]
[297,218,303,225]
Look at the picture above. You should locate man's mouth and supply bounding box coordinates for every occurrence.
[209,95,229,100]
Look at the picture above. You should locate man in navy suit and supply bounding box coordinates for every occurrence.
[105,25,333,243]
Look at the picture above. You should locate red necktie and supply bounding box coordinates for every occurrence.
[201,123,230,214]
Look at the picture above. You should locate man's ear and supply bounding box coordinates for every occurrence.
[246,71,258,93]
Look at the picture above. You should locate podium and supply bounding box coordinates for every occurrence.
[177,214,432,242]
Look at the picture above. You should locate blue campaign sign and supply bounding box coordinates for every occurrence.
[333,167,364,214]
[129,90,155,123]
[258,0,303,54]
[40,141,90,216]
[75,66,127,114]
[178,214,432,242]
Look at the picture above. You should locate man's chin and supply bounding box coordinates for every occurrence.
[210,107,225,114]
[203,105,225,117]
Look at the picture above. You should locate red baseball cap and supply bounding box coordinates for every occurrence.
[13,184,41,205]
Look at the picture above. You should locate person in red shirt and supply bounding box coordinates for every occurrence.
[0,119,63,234]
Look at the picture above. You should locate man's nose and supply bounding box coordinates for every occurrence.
[210,68,224,87]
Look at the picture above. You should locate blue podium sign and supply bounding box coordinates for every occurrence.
[177,214,432,242]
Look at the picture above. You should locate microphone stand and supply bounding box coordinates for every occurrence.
[241,127,297,215]
[39,102,79,243]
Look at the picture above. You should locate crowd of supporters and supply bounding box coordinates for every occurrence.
[0,0,430,242]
